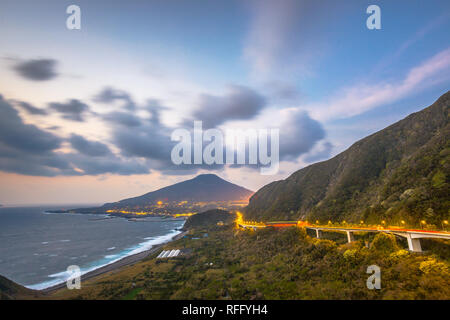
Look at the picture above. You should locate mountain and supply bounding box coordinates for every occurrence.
[245,91,450,226]
[100,174,253,210]
[0,275,40,300]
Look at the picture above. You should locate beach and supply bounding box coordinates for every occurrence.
[42,230,188,294]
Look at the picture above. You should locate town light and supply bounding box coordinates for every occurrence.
[401,220,405,225]
[381,220,386,225]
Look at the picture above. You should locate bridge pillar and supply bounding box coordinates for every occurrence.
[346,231,355,243]
[315,229,322,239]
[406,234,422,252]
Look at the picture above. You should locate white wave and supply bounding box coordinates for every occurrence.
[106,247,116,251]
[26,225,184,290]
[104,254,118,259]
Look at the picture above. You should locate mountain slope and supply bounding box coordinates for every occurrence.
[245,91,450,226]
[102,174,253,209]
[0,275,40,300]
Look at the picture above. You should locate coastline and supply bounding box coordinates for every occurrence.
[41,230,188,294]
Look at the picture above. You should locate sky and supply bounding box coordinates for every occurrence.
[0,0,449,205]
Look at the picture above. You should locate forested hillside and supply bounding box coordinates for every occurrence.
[245,91,450,227]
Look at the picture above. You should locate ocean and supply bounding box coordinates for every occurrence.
[0,206,184,290]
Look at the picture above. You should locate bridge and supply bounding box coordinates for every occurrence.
[237,220,450,252]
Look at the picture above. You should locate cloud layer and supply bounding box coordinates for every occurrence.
[13,59,58,81]
[0,95,148,177]
[189,85,266,129]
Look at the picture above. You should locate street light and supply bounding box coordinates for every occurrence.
[420,220,426,229]
[442,220,448,230]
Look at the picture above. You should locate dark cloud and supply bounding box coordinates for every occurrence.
[114,123,172,160]
[0,147,75,177]
[0,95,150,177]
[0,95,61,154]
[13,59,58,81]
[93,87,136,110]
[62,153,149,176]
[189,85,267,128]
[0,95,75,176]
[103,111,142,127]
[15,101,48,115]
[49,99,90,122]
[69,134,112,157]
[279,111,326,160]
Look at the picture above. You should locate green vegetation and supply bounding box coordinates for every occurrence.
[182,209,234,230]
[0,275,41,300]
[52,224,450,300]
[245,91,450,227]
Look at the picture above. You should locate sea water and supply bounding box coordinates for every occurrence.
[0,206,184,289]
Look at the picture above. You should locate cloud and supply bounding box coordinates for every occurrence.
[69,134,112,157]
[278,110,326,160]
[0,96,61,154]
[61,152,149,176]
[0,95,74,176]
[13,59,58,81]
[189,85,267,129]
[244,0,302,80]
[302,140,333,163]
[14,101,48,115]
[243,0,338,83]
[308,48,450,121]
[113,120,173,161]
[49,99,90,122]
[93,86,136,110]
[0,95,150,177]
[102,111,142,127]
[0,146,74,177]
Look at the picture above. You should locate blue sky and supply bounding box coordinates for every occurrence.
[0,0,449,204]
